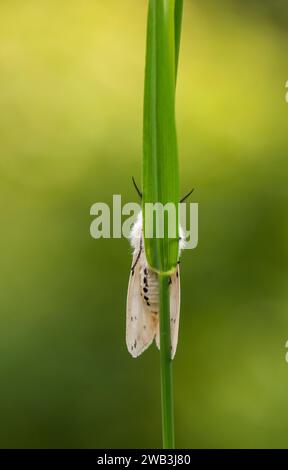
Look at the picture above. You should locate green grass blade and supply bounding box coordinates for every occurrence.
[142,0,179,275]
[142,0,183,449]
[174,0,183,80]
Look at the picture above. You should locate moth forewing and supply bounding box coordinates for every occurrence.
[169,264,181,359]
[126,213,158,357]
[155,265,181,359]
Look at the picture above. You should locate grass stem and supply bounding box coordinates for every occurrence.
[159,273,174,449]
[142,0,183,449]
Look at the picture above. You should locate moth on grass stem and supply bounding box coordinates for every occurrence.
[126,179,193,359]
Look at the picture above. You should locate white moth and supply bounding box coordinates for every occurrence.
[126,211,185,359]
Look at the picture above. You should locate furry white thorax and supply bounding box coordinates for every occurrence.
[129,210,186,256]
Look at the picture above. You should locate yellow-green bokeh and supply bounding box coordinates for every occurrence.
[0,0,288,448]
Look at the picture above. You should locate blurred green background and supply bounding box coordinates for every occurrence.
[0,0,288,448]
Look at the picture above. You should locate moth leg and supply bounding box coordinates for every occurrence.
[131,239,142,272]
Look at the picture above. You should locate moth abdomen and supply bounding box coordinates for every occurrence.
[140,264,158,313]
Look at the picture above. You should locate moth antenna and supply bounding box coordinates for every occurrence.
[180,188,194,203]
[132,177,142,200]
